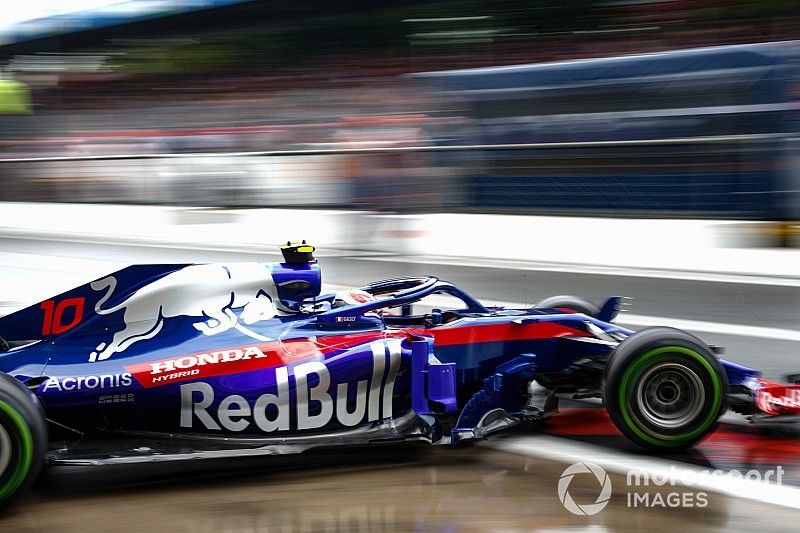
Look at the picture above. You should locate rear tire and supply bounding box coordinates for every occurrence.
[535,295,599,317]
[603,327,727,450]
[0,373,47,510]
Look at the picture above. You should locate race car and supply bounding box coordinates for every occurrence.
[0,242,797,508]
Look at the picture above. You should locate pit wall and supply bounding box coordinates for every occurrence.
[0,202,797,278]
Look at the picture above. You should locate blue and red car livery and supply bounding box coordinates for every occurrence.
[0,242,798,507]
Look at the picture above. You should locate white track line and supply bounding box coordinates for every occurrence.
[485,434,800,510]
[618,314,800,343]
[356,254,800,287]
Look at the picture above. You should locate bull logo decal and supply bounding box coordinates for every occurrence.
[88,264,280,362]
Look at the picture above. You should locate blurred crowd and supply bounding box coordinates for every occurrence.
[0,0,798,216]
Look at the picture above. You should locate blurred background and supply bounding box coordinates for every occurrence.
[0,0,798,233]
[3,3,800,531]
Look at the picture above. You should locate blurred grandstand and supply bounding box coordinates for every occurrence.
[0,0,798,224]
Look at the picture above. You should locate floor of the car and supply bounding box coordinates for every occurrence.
[45,412,429,466]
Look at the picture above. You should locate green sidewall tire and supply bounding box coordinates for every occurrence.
[603,327,728,451]
[0,401,34,503]
[0,374,47,510]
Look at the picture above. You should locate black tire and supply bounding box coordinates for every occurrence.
[0,373,47,510]
[603,327,728,451]
[535,295,599,317]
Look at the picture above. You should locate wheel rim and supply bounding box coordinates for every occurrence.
[0,422,11,479]
[635,362,705,429]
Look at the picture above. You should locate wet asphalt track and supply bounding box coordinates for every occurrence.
[3,446,800,532]
[1,234,800,530]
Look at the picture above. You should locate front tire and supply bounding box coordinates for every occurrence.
[0,373,47,510]
[603,327,727,450]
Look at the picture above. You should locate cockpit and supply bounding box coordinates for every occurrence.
[312,276,497,329]
[272,242,522,329]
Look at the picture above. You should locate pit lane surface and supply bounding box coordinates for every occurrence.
[2,446,798,532]
[1,235,800,530]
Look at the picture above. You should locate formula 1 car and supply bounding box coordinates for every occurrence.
[0,242,797,507]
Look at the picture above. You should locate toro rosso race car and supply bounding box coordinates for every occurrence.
[0,242,798,507]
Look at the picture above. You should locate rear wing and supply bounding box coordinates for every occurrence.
[0,264,189,342]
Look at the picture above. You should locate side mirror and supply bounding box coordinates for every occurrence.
[427,309,443,327]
